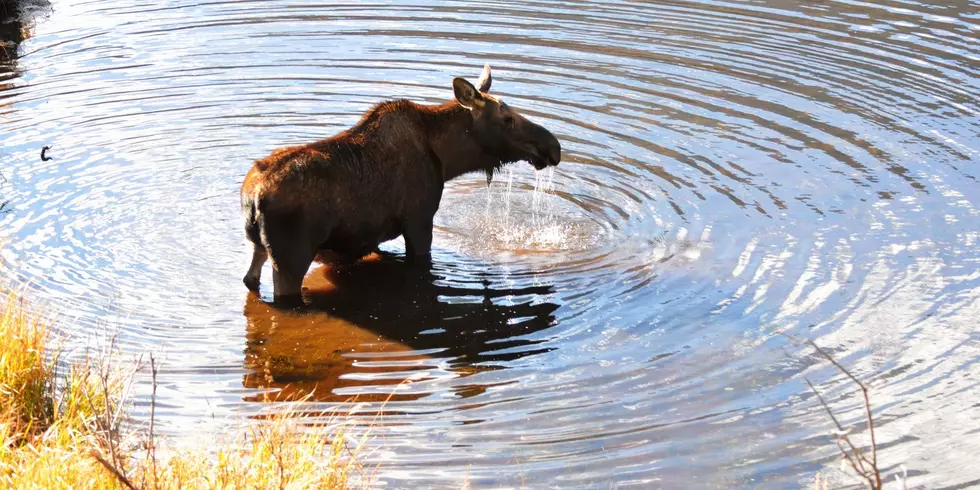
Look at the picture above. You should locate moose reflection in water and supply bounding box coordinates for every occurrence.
[242,254,560,403]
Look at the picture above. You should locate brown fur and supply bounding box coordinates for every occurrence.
[240,65,561,300]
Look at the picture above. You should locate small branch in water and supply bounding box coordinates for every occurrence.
[0,167,9,215]
[149,354,159,490]
[804,339,883,490]
[196,192,234,202]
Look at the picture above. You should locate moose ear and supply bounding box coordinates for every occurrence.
[477,63,492,93]
[453,77,483,110]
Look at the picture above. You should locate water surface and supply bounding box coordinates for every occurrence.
[1,0,979,488]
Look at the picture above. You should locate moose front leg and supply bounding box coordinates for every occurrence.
[243,245,268,292]
[403,214,434,262]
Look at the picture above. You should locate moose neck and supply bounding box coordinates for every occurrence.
[422,102,501,182]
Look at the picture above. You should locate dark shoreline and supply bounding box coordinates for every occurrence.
[1,0,50,49]
[1,0,26,46]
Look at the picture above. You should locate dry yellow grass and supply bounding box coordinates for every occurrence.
[0,289,366,490]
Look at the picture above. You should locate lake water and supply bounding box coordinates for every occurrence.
[1,0,979,488]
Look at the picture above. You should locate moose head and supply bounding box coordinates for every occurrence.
[452,65,562,177]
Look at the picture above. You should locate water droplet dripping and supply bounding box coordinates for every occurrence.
[504,168,514,242]
[484,174,492,218]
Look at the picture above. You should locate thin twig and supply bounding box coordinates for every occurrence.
[804,340,882,489]
[77,365,109,448]
[276,436,286,490]
[111,353,144,431]
[804,378,869,467]
[806,340,881,489]
[100,357,122,472]
[91,450,139,490]
[806,379,871,479]
[149,354,158,490]
[805,340,878,460]
[0,168,10,215]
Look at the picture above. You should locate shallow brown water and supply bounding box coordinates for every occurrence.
[1,0,979,488]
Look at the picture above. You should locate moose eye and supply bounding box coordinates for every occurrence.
[502,115,516,127]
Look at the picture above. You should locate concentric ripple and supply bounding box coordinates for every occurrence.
[1,0,979,487]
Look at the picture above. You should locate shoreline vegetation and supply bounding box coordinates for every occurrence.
[0,289,366,489]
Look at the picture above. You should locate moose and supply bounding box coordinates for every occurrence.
[240,64,562,301]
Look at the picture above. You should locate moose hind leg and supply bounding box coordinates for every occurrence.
[243,245,268,291]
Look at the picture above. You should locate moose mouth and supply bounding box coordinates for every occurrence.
[517,140,560,170]
[530,150,559,170]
